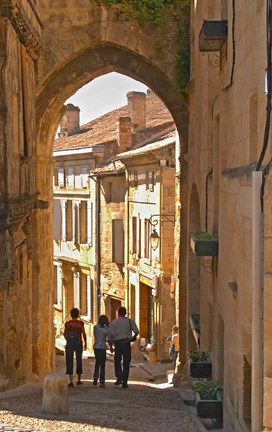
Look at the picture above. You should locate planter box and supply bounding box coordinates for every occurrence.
[190,358,212,379]
[190,233,218,256]
[195,390,223,427]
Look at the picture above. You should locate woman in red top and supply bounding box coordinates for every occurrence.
[64,308,87,387]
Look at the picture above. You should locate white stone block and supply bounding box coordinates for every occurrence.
[42,372,69,414]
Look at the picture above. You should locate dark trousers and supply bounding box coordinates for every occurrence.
[94,348,106,383]
[114,341,131,384]
[65,341,83,375]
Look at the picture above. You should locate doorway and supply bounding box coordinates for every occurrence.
[110,298,121,322]
[140,282,154,342]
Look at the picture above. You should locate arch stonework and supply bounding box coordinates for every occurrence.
[0,0,189,387]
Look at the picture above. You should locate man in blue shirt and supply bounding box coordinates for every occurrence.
[110,307,139,388]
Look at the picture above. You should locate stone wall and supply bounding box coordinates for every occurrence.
[188,0,271,429]
[0,0,189,389]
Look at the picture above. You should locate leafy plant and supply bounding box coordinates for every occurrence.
[190,314,200,334]
[190,351,210,362]
[193,381,223,399]
[191,231,217,241]
[89,0,191,91]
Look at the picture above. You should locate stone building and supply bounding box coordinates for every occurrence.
[186,1,272,430]
[2,1,272,431]
[53,90,176,361]
[53,104,104,351]
[90,90,177,363]
[116,135,177,361]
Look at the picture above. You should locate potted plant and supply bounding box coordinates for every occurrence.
[190,231,218,256]
[189,314,200,347]
[189,351,212,379]
[193,381,223,427]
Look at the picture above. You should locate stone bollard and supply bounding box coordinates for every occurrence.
[42,372,69,414]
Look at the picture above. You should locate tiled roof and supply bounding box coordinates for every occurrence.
[90,131,175,176]
[116,132,176,161]
[54,90,174,152]
[90,160,126,176]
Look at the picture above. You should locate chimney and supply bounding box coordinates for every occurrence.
[127,91,146,129]
[59,103,80,137]
[117,116,132,153]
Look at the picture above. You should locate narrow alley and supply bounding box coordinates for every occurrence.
[0,355,210,432]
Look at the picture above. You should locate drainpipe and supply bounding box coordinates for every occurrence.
[90,175,101,321]
[96,176,101,320]
[251,171,264,431]
[125,170,130,313]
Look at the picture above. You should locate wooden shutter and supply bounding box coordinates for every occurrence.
[112,219,124,264]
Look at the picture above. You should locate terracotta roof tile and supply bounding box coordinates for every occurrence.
[54,91,174,153]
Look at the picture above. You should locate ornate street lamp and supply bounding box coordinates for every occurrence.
[148,213,175,251]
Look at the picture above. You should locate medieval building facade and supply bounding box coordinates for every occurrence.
[53,90,177,360]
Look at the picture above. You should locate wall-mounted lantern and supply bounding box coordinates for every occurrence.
[149,213,175,251]
[199,20,228,52]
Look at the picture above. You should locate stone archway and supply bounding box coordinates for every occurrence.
[0,1,189,387]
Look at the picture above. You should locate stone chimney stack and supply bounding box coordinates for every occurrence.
[117,116,132,153]
[127,91,146,129]
[59,103,80,137]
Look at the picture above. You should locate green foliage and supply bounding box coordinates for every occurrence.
[193,381,223,398]
[192,232,217,241]
[190,351,210,362]
[176,1,190,92]
[89,0,190,91]
[190,314,200,334]
[90,0,174,24]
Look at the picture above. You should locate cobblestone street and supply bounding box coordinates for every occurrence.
[0,355,209,432]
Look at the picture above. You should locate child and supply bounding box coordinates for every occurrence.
[93,315,112,387]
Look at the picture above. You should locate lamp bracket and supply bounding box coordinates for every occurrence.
[149,213,175,228]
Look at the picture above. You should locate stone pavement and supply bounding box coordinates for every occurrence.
[0,355,219,432]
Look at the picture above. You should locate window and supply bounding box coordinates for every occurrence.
[112,219,124,264]
[58,168,65,187]
[73,272,92,319]
[56,199,92,245]
[81,167,88,188]
[54,265,62,307]
[144,218,150,259]
[64,200,72,241]
[80,201,87,244]
[66,167,74,188]
[73,201,80,243]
